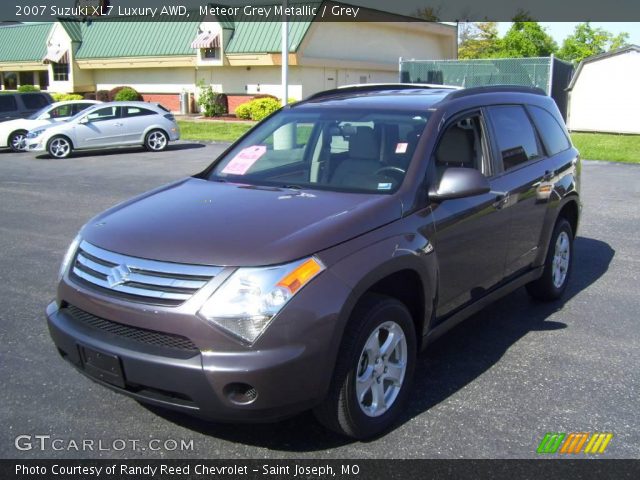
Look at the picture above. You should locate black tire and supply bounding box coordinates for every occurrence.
[526,218,573,301]
[144,129,168,152]
[314,294,417,439]
[8,130,27,152]
[47,136,73,159]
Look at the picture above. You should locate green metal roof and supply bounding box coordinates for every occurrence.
[0,23,52,62]
[226,21,313,54]
[59,20,83,42]
[74,19,201,59]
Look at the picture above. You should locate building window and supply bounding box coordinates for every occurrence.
[202,48,219,59]
[52,62,69,82]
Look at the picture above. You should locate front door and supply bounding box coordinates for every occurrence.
[428,112,512,319]
[74,106,124,148]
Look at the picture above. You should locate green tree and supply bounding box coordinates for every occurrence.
[458,22,502,59]
[498,22,558,58]
[557,23,629,63]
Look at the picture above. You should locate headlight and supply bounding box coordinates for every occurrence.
[58,235,81,281]
[27,129,46,139]
[198,257,325,344]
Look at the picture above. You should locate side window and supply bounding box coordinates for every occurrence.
[86,106,121,122]
[124,107,154,118]
[434,114,489,180]
[48,104,74,118]
[72,103,93,115]
[22,94,49,110]
[528,106,571,156]
[0,95,17,113]
[488,105,540,170]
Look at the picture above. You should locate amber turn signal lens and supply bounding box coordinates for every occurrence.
[276,258,324,294]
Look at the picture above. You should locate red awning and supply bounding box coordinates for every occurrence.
[43,47,69,64]
[190,31,220,49]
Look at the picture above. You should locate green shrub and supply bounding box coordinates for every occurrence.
[50,93,83,102]
[18,84,40,92]
[249,97,281,121]
[114,87,142,102]
[234,102,252,120]
[197,81,227,117]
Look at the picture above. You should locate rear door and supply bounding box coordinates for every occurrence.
[485,105,550,276]
[74,106,125,148]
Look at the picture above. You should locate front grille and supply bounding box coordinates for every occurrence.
[70,240,222,306]
[64,304,199,354]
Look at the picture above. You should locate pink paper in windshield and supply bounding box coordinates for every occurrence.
[221,145,267,175]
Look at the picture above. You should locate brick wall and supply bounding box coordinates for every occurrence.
[228,94,254,114]
[141,93,195,113]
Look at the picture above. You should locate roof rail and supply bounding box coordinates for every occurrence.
[445,85,546,100]
[303,83,459,102]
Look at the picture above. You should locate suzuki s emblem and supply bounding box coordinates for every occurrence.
[107,264,131,288]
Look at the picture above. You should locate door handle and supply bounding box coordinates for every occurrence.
[542,170,555,182]
[492,192,510,209]
[114,122,123,127]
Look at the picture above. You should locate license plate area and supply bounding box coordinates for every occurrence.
[78,345,125,388]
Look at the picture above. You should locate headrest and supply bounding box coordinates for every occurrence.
[436,126,474,166]
[349,126,379,161]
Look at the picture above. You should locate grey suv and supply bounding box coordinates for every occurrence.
[46,85,580,439]
[0,91,53,122]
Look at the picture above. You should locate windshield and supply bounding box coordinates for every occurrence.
[28,105,53,120]
[207,108,429,194]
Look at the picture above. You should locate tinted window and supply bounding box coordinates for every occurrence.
[488,105,540,170]
[86,106,121,122]
[48,104,75,118]
[71,103,94,115]
[0,95,17,113]
[22,94,49,110]
[124,107,154,117]
[528,106,570,156]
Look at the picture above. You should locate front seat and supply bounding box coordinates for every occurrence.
[434,126,475,181]
[331,126,380,189]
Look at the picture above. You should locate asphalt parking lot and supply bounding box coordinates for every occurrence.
[0,144,638,459]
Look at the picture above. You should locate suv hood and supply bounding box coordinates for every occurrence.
[82,177,403,266]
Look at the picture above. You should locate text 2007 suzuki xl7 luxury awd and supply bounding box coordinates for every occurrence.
[47,85,580,438]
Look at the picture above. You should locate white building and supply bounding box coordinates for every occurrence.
[567,45,640,134]
[0,2,457,112]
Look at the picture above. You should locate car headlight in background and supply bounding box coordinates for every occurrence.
[58,235,81,281]
[27,129,46,139]
[198,257,325,343]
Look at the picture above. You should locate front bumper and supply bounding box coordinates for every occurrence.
[46,267,350,421]
[26,139,45,152]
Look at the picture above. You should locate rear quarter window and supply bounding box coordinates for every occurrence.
[21,94,49,110]
[528,105,571,156]
[0,95,18,113]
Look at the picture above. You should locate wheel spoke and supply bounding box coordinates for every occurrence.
[379,325,403,358]
[384,361,405,385]
[356,369,374,404]
[364,331,381,358]
[370,378,386,413]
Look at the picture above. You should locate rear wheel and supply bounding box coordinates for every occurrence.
[526,218,573,300]
[144,129,168,152]
[8,130,27,152]
[314,294,416,439]
[47,136,72,159]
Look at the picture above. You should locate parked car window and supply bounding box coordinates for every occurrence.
[22,94,49,110]
[488,105,540,170]
[86,106,121,122]
[0,95,18,112]
[434,114,490,181]
[71,103,93,115]
[48,104,75,118]
[124,107,154,118]
[528,106,571,156]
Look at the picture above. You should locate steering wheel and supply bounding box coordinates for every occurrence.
[375,166,406,180]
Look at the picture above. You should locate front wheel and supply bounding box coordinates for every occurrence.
[47,136,72,159]
[526,218,573,300]
[9,130,27,152]
[314,294,416,439]
[144,129,168,152]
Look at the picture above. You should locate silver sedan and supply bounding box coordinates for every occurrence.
[26,101,180,158]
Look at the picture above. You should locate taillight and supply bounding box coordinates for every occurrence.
[164,113,175,121]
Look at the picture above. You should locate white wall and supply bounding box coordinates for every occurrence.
[94,68,197,94]
[568,51,640,134]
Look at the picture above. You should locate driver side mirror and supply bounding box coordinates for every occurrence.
[78,116,89,124]
[429,167,490,202]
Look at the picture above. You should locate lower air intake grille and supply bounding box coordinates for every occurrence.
[64,304,199,355]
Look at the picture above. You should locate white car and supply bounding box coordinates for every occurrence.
[26,101,180,159]
[0,100,100,152]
